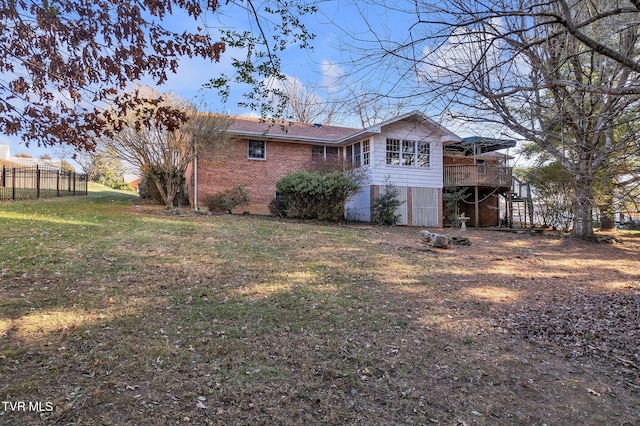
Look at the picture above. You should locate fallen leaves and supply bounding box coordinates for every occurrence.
[497,287,640,382]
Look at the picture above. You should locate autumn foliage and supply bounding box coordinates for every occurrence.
[1,0,222,150]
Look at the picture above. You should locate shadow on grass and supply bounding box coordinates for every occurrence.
[1,214,639,425]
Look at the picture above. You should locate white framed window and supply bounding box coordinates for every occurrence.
[346,139,370,167]
[362,140,370,166]
[248,140,265,160]
[387,138,430,168]
[402,140,415,166]
[417,142,430,167]
[386,139,400,165]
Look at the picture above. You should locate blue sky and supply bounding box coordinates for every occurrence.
[2,1,503,162]
[3,1,368,159]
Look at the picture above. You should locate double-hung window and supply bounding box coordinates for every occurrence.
[387,139,430,168]
[248,140,266,160]
[346,139,370,167]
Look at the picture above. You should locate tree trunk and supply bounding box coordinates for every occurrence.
[572,174,595,239]
[153,177,173,208]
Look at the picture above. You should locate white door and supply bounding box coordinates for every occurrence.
[412,187,439,227]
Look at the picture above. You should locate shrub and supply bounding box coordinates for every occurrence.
[275,170,360,221]
[268,198,288,217]
[202,185,250,214]
[443,185,470,228]
[620,219,640,230]
[372,178,403,225]
[138,173,163,203]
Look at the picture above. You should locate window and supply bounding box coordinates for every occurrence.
[312,145,325,161]
[402,140,415,166]
[353,142,362,166]
[346,140,370,167]
[417,142,430,167]
[386,139,400,165]
[312,145,340,162]
[387,139,430,168]
[248,140,265,160]
[362,140,370,166]
[326,146,339,160]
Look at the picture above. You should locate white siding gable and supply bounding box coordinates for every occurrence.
[369,120,445,188]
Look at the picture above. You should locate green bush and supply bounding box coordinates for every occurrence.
[138,173,163,203]
[275,170,360,221]
[372,178,403,225]
[268,198,288,217]
[620,219,640,230]
[202,185,250,214]
[94,172,134,191]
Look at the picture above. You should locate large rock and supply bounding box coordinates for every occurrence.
[419,230,450,249]
[418,230,472,248]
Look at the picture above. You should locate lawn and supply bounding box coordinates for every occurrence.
[1,185,639,425]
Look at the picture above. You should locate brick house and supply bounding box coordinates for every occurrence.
[186,111,514,227]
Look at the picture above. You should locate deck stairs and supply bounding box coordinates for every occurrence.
[505,177,534,228]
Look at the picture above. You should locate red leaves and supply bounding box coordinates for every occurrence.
[9,77,29,95]
[0,0,228,149]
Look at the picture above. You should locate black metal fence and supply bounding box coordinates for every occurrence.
[0,165,88,201]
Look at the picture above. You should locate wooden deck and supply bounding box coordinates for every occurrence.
[444,165,512,187]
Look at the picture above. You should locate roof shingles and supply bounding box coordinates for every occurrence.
[227,117,359,143]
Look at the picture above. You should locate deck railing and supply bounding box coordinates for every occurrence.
[443,165,512,187]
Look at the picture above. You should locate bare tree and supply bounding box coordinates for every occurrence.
[348,0,640,239]
[0,0,315,150]
[106,90,231,207]
[270,77,324,123]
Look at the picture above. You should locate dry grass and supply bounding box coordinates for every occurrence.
[1,186,639,425]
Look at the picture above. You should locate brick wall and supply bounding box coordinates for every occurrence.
[193,139,314,214]
[443,189,500,227]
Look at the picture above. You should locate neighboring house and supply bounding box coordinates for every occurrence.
[0,145,63,170]
[124,174,142,192]
[187,111,516,227]
[442,137,518,227]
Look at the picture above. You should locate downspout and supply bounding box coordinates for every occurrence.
[193,149,198,210]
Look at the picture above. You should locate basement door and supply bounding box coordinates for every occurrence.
[411,187,439,227]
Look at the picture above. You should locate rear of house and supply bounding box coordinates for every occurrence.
[442,137,516,227]
[187,111,462,227]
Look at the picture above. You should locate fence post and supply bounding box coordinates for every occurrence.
[72,172,76,195]
[56,170,60,197]
[12,167,16,200]
[36,166,41,198]
[1,166,5,187]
